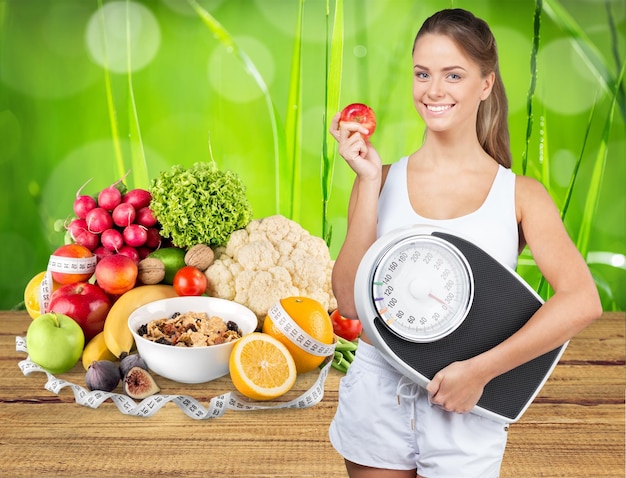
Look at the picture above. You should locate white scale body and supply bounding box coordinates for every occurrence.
[354,225,568,423]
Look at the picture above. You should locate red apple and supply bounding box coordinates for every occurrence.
[48,282,112,342]
[339,103,376,138]
[95,254,138,295]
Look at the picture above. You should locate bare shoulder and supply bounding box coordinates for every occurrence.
[515,174,553,203]
[514,175,561,222]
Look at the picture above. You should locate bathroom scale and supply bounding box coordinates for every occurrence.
[354,225,568,423]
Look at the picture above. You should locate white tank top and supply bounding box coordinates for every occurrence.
[377,156,519,270]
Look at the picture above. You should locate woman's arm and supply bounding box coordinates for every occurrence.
[329,112,384,320]
[427,176,602,413]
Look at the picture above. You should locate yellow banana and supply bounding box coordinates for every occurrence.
[103,284,178,357]
[82,331,117,370]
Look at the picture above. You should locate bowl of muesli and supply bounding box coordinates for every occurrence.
[128,296,258,384]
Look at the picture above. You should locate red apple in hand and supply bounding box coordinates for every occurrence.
[48,282,112,342]
[339,103,376,138]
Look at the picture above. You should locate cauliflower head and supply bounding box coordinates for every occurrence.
[204,215,337,321]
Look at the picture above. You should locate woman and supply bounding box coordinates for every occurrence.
[328,8,601,478]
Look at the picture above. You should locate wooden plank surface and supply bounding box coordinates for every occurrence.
[1,311,623,477]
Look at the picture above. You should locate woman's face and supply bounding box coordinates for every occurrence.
[412,33,494,134]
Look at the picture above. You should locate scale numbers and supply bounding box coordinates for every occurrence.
[371,235,474,342]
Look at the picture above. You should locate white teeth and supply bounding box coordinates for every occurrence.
[427,104,452,112]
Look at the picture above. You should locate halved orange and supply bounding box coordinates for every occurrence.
[229,333,297,401]
[24,271,60,320]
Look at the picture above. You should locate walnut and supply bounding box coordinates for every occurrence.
[137,257,166,284]
[184,244,215,271]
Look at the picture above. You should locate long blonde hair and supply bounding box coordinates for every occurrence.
[414,9,512,168]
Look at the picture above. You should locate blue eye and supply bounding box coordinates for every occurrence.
[415,71,429,80]
[448,73,461,80]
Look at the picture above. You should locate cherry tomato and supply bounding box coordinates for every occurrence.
[173,266,208,296]
[330,309,362,341]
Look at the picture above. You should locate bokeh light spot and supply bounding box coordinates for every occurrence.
[550,149,577,188]
[207,36,275,103]
[86,1,161,74]
[537,38,603,114]
[353,45,368,58]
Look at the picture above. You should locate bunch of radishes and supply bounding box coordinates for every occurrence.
[67,176,163,263]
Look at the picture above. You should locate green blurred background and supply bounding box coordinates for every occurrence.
[1,0,624,311]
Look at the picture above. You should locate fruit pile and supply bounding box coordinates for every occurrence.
[24,174,217,400]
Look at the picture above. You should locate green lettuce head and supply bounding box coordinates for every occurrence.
[150,162,253,248]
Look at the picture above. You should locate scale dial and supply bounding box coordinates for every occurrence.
[370,234,474,342]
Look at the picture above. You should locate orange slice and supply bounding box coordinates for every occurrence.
[229,333,297,401]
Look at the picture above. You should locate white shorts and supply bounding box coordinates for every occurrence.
[329,340,509,478]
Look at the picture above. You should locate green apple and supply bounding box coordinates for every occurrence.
[26,313,85,374]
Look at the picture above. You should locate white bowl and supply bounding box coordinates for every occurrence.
[128,296,258,384]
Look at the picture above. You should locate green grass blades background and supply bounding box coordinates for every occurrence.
[0,0,624,311]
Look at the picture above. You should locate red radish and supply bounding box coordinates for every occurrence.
[94,246,114,262]
[122,188,152,210]
[97,186,122,211]
[86,207,113,234]
[137,246,152,260]
[98,171,130,211]
[101,228,124,252]
[112,203,136,228]
[118,245,140,263]
[73,178,97,219]
[69,220,100,251]
[144,227,162,249]
[123,224,148,247]
[135,206,157,227]
[68,218,88,238]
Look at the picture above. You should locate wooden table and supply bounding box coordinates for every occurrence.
[1,311,623,477]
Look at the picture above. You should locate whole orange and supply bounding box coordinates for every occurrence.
[95,254,138,295]
[24,271,61,319]
[51,244,95,284]
[262,296,334,374]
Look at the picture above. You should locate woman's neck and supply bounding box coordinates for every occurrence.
[417,129,490,169]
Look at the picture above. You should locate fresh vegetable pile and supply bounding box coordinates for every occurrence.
[150,162,253,248]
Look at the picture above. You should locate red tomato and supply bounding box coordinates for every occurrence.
[173,266,208,296]
[339,103,376,138]
[330,309,363,341]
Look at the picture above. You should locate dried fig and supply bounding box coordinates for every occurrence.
[85,360,121,392]
[124,366,160,399]
[119,353,148,378]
